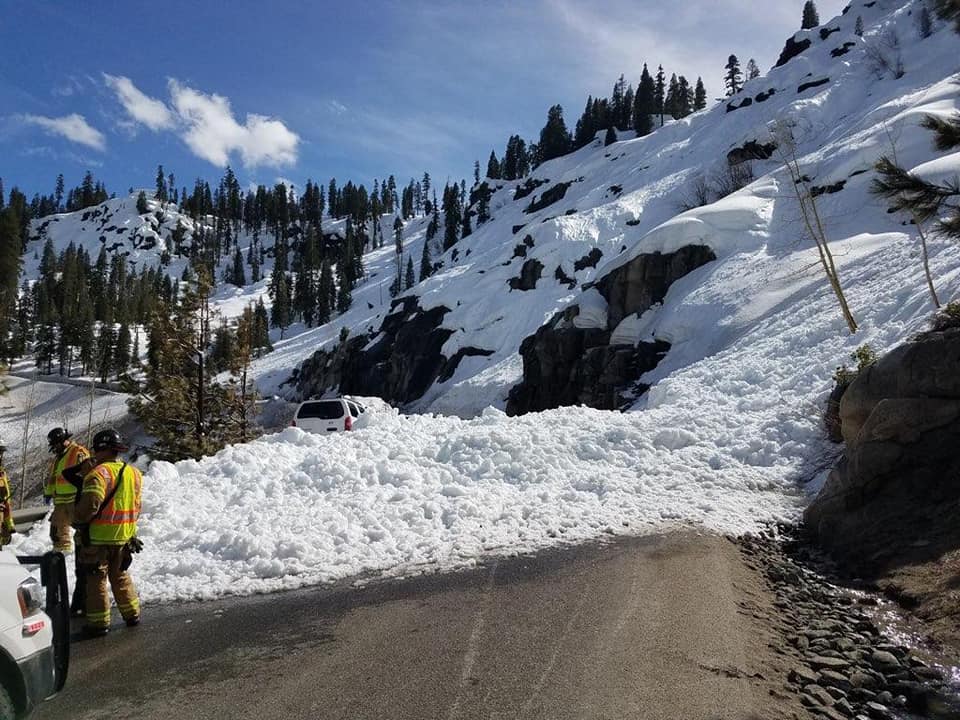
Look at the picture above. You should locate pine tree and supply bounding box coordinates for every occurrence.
[538,105,572,163]
[393,216,404,256]
[633,64,656,135]
[801,0,820,29]
[654,65,666,126]
[136,190,149,214]
[604,126,617,146]
[317,257,333,324]
[422,172,432,213]
[404,255,415,290]
[254,298,272,353]
[419,233,433,282]
[95,323,115,383]
[129,271,236,461]
[231,247,246,286]
[55,174,64,211]
[155,165,167,201]
[724,55,743,96]
[115,322,131,376]
[855,15,864,36]
[336,270,352,313]
[664,74,680,118]
[271,272,291,338]
[442,184,463,251]
[574,96,596,148]
[0,207,23,360]
[746,59,760,80]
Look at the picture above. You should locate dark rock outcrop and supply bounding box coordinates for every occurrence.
[508,259,544,291]
[805,328,960,574]
[506,327,669,414]
[810,180,846,197]
[507,245,716,415]
[573,248,603,272]
[524,182,573,214]
[514,178,549,201]
[798,77,831,94]
[596,245,716,330]
[831,42,856,58]
[776,36,812,68]
[554,265,576,289]
[293,296,462,405]
[727,140,778,166]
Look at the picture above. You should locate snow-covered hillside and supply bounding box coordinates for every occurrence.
[245,0,960,418]
[10,0,960,602]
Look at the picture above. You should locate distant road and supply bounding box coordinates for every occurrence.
[36,532,803,720]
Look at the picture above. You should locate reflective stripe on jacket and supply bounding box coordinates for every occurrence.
[0,471,13,531]
[81,461,142,545]
[45,442,90,505]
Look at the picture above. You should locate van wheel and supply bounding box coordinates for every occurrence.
[0,683,15,720]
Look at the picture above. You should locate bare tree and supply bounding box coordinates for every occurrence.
[865,29,905,79]
[17,373,40,508]
[771,119,858,334]
[870,125,941,308]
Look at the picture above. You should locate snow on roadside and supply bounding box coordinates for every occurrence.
[11,400,805,603]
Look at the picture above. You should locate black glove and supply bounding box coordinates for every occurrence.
[128,536,144,553]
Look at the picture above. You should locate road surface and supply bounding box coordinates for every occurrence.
[35,532,804,720]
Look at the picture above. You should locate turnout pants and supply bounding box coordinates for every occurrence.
[49,503,74,553]
[79,544,140,629]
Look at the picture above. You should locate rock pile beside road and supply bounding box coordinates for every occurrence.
[736,529,958,720]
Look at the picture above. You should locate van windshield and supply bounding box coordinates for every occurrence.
[296,401,345,419]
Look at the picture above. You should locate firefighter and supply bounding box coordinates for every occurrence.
[74,429,142,638]
[44,428,90,553]
[0,444,15,547]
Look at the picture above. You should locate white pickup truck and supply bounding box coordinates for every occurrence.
[0,550,69,720]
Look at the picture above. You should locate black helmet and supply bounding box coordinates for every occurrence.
[48,427,71,451]
[92,429,128,453]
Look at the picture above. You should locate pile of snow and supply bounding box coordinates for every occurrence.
[13,400,807,602]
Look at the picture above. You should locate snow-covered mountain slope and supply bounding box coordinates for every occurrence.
[260,0,960,418]
[10,0,960,602]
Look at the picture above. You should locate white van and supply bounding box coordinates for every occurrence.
[0,551,69,719]
[292,398,366,433]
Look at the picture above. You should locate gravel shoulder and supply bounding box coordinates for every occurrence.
[35,532,831,720]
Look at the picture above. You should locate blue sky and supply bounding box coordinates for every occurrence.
[1,0,847,199]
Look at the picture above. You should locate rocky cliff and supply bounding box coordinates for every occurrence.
[506,245,715,415]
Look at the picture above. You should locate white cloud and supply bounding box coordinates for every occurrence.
[21,113,106,151]
[103,74,175,131]
[168,80,299,168]
[328,99,348,115]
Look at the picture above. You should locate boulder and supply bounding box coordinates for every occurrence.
[805,328,960,574]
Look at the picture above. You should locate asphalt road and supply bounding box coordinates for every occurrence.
[35,532,803,720]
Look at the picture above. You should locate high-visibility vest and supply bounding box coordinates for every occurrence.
[45,442,90,505]
[0,470,13,532]
[81,461,143,545]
